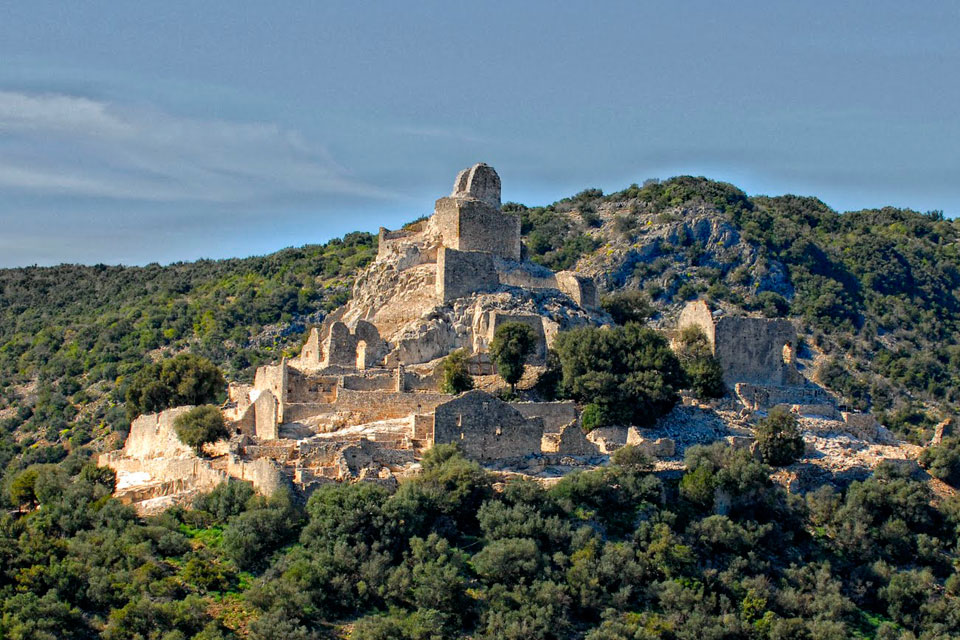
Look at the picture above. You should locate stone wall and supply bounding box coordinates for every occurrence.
[678,300,802,387]
[320,320,385,369]
[452,162,501,207]
[253,390,279,440]
[436,247,499,302]
[300,328,322,366]
[285,389,449,426]
[254,363,288,421]
[510,401,578,433]
[556,271,599,309]
[434,390,543,461]
[120,407,196,459]
[714,315,800,386]
[735,383,832,410]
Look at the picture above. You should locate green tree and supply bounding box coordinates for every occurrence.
[920,436,960,486]
[173,405,229,455]
[675,325,725,399]
[490,322,537,393]
[553,323,687,428]
[439,349,474,394]
[754,407,805,466]
[8,466,41,510]
[125,352,225,421]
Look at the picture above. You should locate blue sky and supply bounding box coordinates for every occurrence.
[1,1,958,267]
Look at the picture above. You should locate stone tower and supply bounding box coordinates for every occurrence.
[432,163,521,261]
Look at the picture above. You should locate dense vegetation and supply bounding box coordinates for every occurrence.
[509,176,960,442]
[4,445,960,639]
[552,324,687,430]
[0,233,374,492]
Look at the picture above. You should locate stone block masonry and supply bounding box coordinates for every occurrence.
[436,247,500,302]
[434,390,544,461]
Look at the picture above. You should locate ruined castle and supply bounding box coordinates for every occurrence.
[101,164,611,509]
[101,164,880,511]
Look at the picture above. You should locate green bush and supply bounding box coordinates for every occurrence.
[125,353,225,421]
[440,349,474,395]
[600,290,653,326]
[554,324,686,428]
[919,436,960,486]
[173,405,229,455]
[754,407,805,466]
[490,322,537,392]
[675,325,725,399]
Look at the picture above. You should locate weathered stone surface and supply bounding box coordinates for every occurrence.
[434,390,543,461]
[680,300,802,387]
[451,162,501,207]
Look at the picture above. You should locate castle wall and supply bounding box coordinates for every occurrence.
[254,363,288,421]
[436,247,499,302]
[300,328,322,366]
[434,390,543,461]
[510,401,578,433]
[678,300,801,388]
[121,407,196,459]
[714,315,799,386]
[734,383,832,411]
[253,390,279,440]
[556,271,599,308]
[284,389,449,426]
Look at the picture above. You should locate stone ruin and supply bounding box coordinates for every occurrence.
[676,299,881,430]
[677,299,833,411]
[101,164,613,511]
[100,166,893,513]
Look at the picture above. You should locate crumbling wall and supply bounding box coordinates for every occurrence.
[510,401,578,433]
[434,390,543,461]
[678,300,802,387]
[543,421,600,456]
[556,271,599,308]
[120,407,196,459]
[714,315,800,386]
[735,383,831,410]
[300,328,322,366]
[254,363,288,421]
[677,300,717,347]
[452,162,501,207]
[436,247,499,303]
[253,390,279,440]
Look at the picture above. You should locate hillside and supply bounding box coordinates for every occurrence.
[2,176,958,476]
[4,175,960,639]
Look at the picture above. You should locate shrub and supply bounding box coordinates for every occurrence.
[611,445,653,470]
[919,436,960,486]
[755,291,789,318]
[490,323,537,392]
[600,290,653,326]
[675,326,725,399]
[553,323,687,428]
[125,353,225,421]
[440,349,474,395]
[173,405,229,455]
[754,407,805,466]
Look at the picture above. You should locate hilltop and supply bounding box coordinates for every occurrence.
[3,166,960,639]
[2,174,957,466]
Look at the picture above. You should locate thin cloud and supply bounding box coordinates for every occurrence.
[0,90,391,203]
[391,123,491,145]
